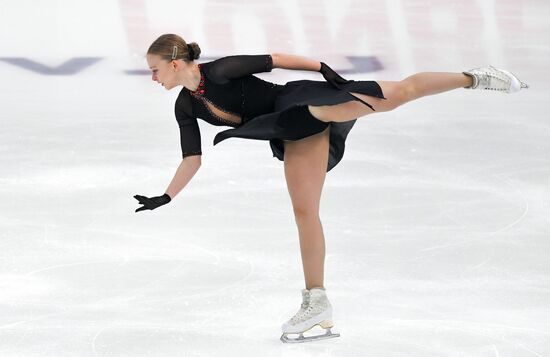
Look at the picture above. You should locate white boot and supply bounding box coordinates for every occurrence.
[280,287,340,343]
[463,65,529,93]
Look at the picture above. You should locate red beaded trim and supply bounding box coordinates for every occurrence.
[190,63,205,95]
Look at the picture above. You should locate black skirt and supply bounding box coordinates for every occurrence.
[213,79,386,172]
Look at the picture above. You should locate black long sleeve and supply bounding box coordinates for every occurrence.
[206,54,273,83]
[175,90,202,158]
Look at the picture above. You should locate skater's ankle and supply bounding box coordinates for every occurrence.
[463,73,474,88]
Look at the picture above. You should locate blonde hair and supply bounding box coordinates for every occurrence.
[147,34,201,61]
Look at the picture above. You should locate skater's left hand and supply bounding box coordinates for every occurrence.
[319,62,353,89]
[134,193,171,212]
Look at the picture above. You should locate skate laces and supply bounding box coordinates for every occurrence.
[290,305,316,324]
[289,298,326,324]
[484,66,510,90]
[301,292,310,309]
[289,296,310,324]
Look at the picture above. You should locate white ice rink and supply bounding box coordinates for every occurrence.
[1,0,549,356]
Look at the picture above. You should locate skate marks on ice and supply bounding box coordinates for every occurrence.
[0,223,256,355]
[324,156,535,244]
[383,319,547,357]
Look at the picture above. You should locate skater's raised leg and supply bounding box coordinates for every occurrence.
[308,72,472,123]
[308,66,528,123]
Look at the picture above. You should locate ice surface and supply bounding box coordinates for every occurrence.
[0,0,549,356]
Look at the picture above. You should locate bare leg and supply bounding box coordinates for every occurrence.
[401,72,472,99]
[309,72,473,123]
[284,127,330,289]
[281,74,472,288]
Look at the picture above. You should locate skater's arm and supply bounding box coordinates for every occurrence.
[134,155,200,212]
[272,53,352,89]
[209,55,274,81]
[169,118,202,199]
[165,155,201,199]
[271,53,321,72]
[169,92,202,199]
[133,105,201,212]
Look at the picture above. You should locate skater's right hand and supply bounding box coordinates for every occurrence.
[134,193,171,212]
[319,62,353,90]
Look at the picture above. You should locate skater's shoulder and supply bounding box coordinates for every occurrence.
[175,87,193,118]
[204,54,274,82]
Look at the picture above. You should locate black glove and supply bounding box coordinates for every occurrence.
[319,62,353,89]
[134,193,171,212]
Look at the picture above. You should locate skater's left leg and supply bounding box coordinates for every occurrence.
[284,127,330,290]
[308,72,473,123]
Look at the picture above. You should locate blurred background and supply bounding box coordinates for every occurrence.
[0,1,549,356]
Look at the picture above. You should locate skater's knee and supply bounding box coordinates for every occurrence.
[377,80,413,112]
[292,205,320,222]
[397,79,417,104]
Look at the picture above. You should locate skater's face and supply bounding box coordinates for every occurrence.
[146,54,179,91]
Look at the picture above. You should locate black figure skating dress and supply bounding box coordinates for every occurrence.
[175,54,386,172]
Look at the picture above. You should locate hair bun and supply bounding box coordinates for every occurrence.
[187,42,201,60]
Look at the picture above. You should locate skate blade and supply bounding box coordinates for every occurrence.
[280,328,340,343]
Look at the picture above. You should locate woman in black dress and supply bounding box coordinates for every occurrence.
[134,34,528,343]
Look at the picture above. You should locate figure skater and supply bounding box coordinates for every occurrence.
[134,34,528,343]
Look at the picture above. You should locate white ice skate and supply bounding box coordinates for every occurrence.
[280,287,340,343]
[463,65,529,93]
